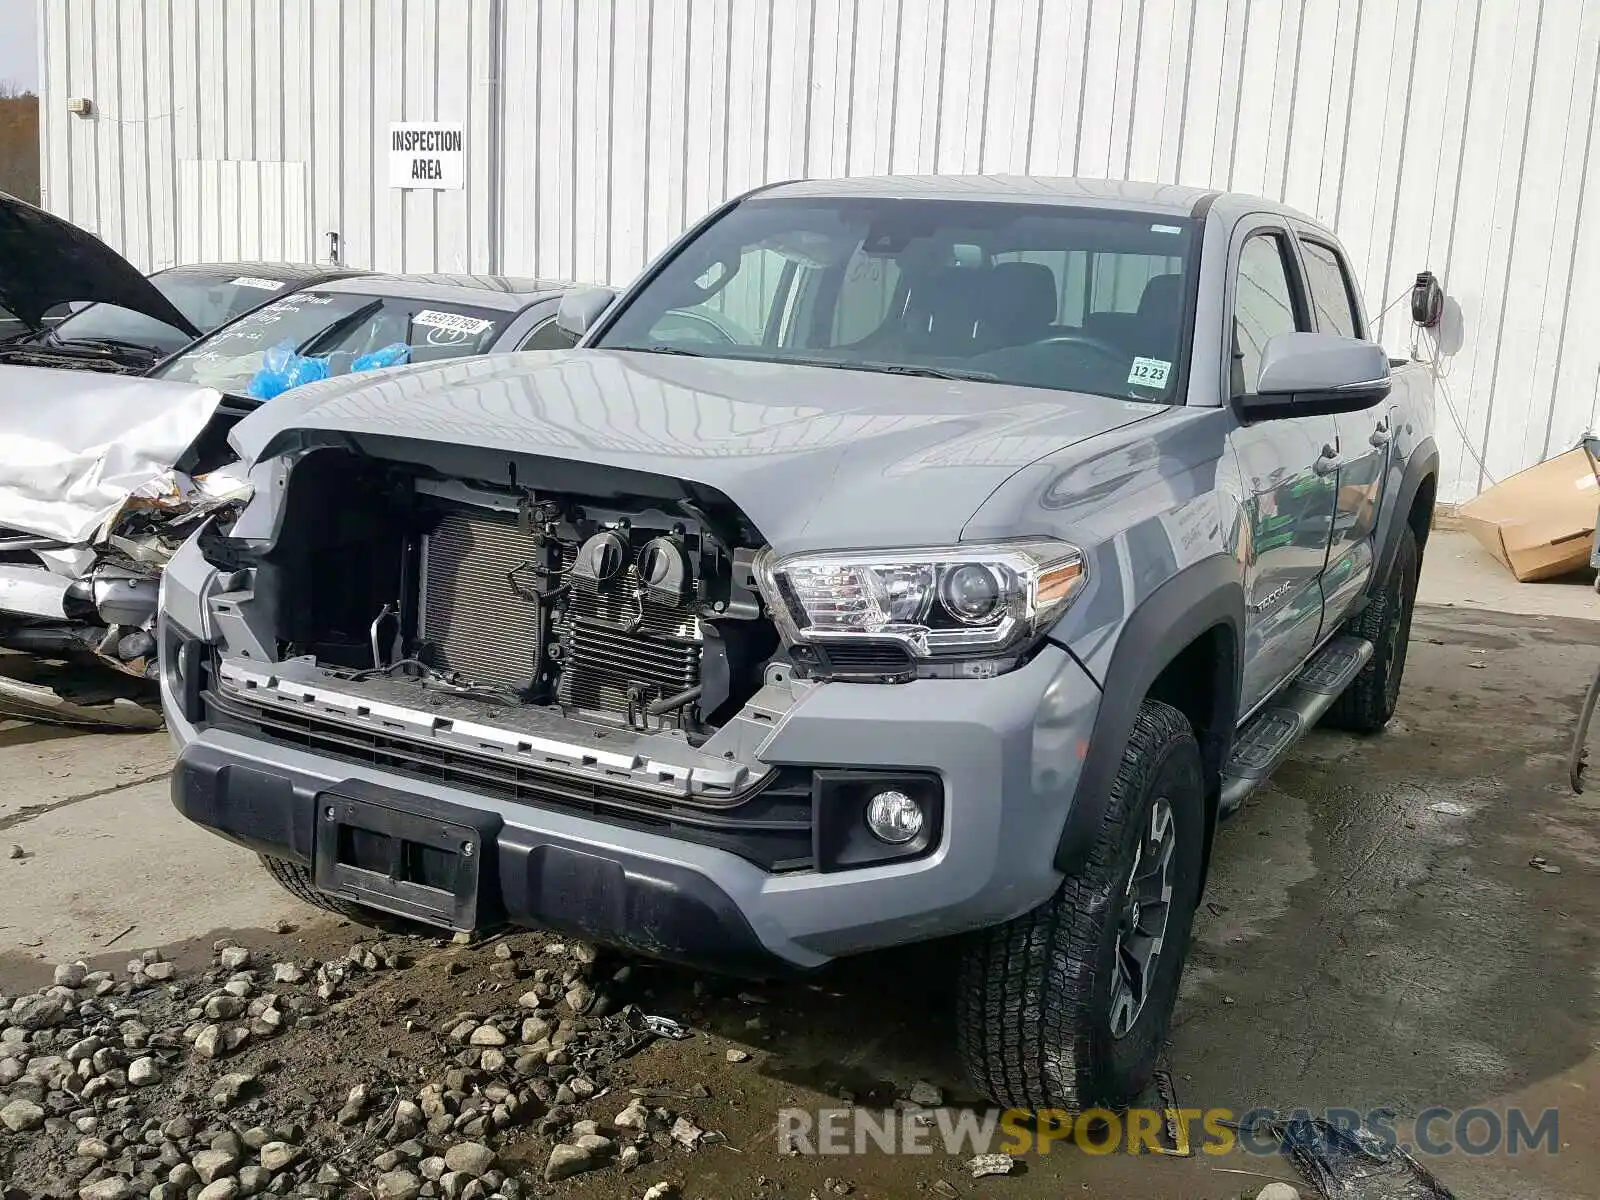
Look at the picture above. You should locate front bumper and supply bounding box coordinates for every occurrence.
[165,638,1102,971]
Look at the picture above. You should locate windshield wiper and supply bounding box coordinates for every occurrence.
[853,361,998,382]
[58,336,157,354]
[630,345,710,358]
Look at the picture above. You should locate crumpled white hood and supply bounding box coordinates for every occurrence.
[0,365,224,543]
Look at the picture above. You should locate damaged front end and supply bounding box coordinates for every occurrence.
[0,366,247,698]
[0,466,251,675]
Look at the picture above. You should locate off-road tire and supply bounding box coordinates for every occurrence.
[957,698,1206,1112]
[1325,524,1420,733]
[257,854,430,936]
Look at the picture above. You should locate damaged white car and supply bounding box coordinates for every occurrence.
[0,366,249,687]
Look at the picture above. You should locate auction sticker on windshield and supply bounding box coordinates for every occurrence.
[229,276,286,291]
[1128,356,1172,387]
[412,310,493,337]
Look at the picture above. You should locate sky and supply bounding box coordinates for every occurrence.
[0,0,37,93]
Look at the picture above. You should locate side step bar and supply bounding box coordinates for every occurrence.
[1218,635,1374,818]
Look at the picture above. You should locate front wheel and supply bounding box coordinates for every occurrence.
[957,699,1206,1111]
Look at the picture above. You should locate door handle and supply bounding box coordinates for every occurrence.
[1314,444,1342,476]
[1369,419,1392,448]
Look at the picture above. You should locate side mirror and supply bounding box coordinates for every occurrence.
[1239,332,1391,419]
[555,286,618,341]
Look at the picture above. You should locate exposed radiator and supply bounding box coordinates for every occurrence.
[554,543,702,726]
[418,504,703,727]
[419,508,542,690]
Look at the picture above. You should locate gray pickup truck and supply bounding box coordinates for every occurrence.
[159,176,1436,1112]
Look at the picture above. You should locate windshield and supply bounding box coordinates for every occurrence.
[596,198,1197,402]
[47,270,292,355]
[153,290,507,393]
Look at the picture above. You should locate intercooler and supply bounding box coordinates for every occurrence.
[418,505,703,727]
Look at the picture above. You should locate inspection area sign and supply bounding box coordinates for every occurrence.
[388,123,464,190]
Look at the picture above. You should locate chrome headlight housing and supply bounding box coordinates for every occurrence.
[754,539,1087,674]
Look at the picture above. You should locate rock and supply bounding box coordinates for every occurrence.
[543,1143,594,1182]
[168,1165,200,1191]
[205,995,247,1020]
[670,1116,704,1150]
[55,962,89,988]
[493,943,514,960]
[1,1098,45,1131]
[519,1016,551,1044]
[193,1147,243,1184]
[219,947,251,971]
[142,962,176,982]
[642,1184,679,1200]
[574,1133,615,1159]
[0,1057,20,1084]
[196,1181,240,1200]
[315,1165,344,1185]
[223,979,253,998]
[77,1180,132,1200]
[443,1142,495,1178]
[1255,1187,1301,1200]
[259,1141,300,1172]
[126,1056,161,1087]
[726,1048,751,1063]
[272,962,305,985]
[563,984,594,1014]
[907,1080,943,1107]
[618,1144,641,1172]
[469,1025,506,1047]
[212,1072,256,1108]
[193,1025,225,1059]
[236,1166,268,1196]
[75,1135,112,1159]
[7,843,21,859]
[337,1082,370,1126]
[11,993,69,1029]
[614,1100,650,1131]
[968,1153,1017,1178]
[375,1170,421,1200]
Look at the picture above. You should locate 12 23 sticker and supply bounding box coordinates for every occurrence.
[1128,356,1172,387]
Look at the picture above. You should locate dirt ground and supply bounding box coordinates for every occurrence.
[4,589,1599,1199]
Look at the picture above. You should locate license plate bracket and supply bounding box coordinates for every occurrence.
[313,783,503,931]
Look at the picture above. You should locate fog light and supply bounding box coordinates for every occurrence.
[865,790,925,844]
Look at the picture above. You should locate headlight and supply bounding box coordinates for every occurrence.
[754,539,1087,669]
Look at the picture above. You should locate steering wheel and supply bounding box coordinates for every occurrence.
[1031,332,1129,366]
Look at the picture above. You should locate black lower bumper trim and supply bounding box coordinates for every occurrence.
[172,742,790,977]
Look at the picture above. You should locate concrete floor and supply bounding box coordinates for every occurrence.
[2,536,1598,1198]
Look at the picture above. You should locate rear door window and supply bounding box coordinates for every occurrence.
[1298,239,1364,339]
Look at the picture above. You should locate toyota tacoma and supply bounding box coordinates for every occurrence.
[159,177,1437,1111]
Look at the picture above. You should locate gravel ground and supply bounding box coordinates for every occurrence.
[5,600,1600,1199]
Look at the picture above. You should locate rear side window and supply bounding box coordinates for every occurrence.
[1299,239,1363,339]
[1233,233,1304,395]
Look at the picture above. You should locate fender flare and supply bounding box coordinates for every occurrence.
[1053,554,1245,874]
[1370,437,1440,592]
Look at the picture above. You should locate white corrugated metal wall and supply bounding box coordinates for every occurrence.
[35,0,1600,503]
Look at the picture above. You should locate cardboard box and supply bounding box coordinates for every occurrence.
[1457,446,1600,582]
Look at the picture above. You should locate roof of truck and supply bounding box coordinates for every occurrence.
[754,175,1325,228]
[309,273,579,312]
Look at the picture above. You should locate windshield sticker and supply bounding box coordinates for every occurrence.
[412,309,493,337]
[1151,223,1183,235]
[229,276,286,291]
[1128,356,1172,387]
